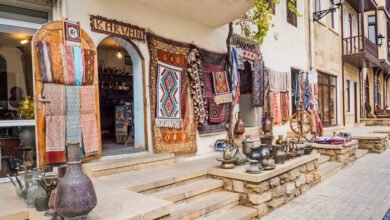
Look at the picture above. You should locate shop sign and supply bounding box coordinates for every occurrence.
[90,15,145,42]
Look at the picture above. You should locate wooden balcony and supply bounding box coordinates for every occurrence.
[343,35,380,67]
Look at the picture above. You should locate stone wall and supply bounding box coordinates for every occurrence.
[361,119,390,126]
[357,138,389,153]
[311,141,358,166]
[210,159,320,217]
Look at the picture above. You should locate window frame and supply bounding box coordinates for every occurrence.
[318,72,338,127]
[287,0,298,27]
[367,15,377,44]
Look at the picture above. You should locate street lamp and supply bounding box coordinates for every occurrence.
[378,34,385,47]
[313,0,344,21]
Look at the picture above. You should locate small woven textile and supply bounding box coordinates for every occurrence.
[45,115,66,164]
[73,46,84,86]
[156,61,183,128]
[252,56,265,106]
[271,92,281,125]
[65,86,84,157]
[80,85,96,114]
[60,45,69,84]
[241,48,259,62]
[37,41,53,83]
[81,113,99,156]
[64,45,76,85]
[211,71,232,105]
[269,70,290,93]
[49,41,64,84]
[187,48,207,126]
[43,83,66,116]
[84,49,95,85]
[280,92,290,122]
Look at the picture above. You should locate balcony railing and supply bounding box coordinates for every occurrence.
[343,35,378,59]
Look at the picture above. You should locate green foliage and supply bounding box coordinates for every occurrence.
[235,0,301,45]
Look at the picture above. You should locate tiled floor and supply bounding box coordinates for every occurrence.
[262,150,390,220]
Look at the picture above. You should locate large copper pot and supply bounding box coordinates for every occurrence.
[55,142,97,219]
[234,112,245,136]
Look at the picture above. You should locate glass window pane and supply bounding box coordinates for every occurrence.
[368,16,376,23]
[0,126,36,178]
[368,26,376,43]
[0,32,34,121]
[323,85,330,126]
[330,76,336,85]
[330,86,337,125]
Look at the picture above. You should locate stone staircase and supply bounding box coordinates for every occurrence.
[317,155,342,181]
[143,178,257,220]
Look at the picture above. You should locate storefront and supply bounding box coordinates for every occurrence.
[0,1,51,178]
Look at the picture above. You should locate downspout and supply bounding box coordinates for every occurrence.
[61,0,68,19]
[309,0,315,70]
[341,4,346,126]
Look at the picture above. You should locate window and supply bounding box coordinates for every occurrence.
[348,13,353,38]
[287,0,297,27]
[318,72,337,127]
[346,80,351,112]
[368,15,377,44]
[0,3,49,178]
[267,0,276,14]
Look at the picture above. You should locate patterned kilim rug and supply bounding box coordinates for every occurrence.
[147,33,196,155]
[384,208,390,220]
[198,49,230,135]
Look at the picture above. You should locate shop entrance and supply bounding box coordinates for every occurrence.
[97,37,145,156]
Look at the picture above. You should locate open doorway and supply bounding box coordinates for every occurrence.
[97,37,145,156]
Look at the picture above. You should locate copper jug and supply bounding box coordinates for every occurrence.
[262,112,272,133]
[234,112,245,136]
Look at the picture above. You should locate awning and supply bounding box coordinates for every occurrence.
[135,0,255,27]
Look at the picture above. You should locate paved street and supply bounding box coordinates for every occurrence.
[262,150,390,220]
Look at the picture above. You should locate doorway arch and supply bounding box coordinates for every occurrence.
[97,36,147,152]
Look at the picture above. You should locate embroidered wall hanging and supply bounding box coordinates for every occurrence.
[187,48,207,126]
[211,71,232,105]
[147,33,196,155]
[198,49,230,134]
[156,61,183,128]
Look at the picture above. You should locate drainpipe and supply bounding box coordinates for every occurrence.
[341,4,346,127]
[309,0,315,70]
[61,0,68,19]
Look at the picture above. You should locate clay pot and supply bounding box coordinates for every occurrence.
[234,112,245,136]
[55,142,97,219]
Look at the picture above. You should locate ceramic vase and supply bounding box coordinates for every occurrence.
[55,142,97,219]
[234,112,245,136]
[262,112,272,133]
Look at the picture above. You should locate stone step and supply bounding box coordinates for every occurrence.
[319,155,330,164]
[83,153,175,177]
[167,191,239,220]
[197,205,258,220]
[90,189,172,220]
[356,149,369,159]
[318,162,342,181]
[151,178,224,202]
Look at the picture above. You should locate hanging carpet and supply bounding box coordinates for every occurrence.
[84,49,95,85]
[80,85,99,156]
[65,86,84,158]
[198,49,230,134]
[43,83,66,164]
[187,48,208,126]
[37,41,53,83]
[156,61,183,128]
[211,71,232,104]
[147,33,196,155]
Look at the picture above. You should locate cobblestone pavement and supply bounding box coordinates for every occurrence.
[262,150,390,220]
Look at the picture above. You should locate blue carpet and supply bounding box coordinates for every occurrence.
[384,209,390,220]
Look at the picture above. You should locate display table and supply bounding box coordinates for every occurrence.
[208,153,320,217]
[309,140,358,165]
[352,134,389,153]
